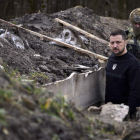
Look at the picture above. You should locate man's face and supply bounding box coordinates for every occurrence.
[132,22,140,36]
[109,35,127,56]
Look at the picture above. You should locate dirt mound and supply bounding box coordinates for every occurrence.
[0,69,108,140]
[0,6,130,84]
[0,68,139,140]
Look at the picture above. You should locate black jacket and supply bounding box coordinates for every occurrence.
[105,52,140,114]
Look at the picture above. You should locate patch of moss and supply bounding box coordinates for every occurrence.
[12,21,17,25]
[52,134,61,140]
[100,127,115,135]
[29,72,49,84]
[40,96,75,121]
[0,89,12,105]
[3,63,20,78]
[0,109,7,126]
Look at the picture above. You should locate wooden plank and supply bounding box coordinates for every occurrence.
[0,19,108,61]
[55,18,109,44]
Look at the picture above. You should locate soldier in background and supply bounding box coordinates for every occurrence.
[126,8,140,59]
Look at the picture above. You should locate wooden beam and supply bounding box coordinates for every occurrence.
[0,19,108,61]
[55,18,109,44]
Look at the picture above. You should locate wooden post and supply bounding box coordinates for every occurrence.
[55,18,109,44]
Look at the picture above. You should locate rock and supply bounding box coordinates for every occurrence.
[88,102,129,122]
[39,65,50,72]
[1,32,25,49]
[33,54,45,61]
[0,65,4,70]
[100,103,129,122]
[88,106,101,115]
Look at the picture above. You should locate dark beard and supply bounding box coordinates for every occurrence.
[113,46,125,56]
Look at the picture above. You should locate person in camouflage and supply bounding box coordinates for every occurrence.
[126,8,140,59]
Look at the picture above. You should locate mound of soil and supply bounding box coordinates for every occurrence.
[0,6,130,84]
[0,68,140,140]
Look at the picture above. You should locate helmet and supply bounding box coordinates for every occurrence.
[129,8,140,23]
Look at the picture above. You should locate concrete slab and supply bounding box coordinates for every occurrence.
[44,68,106,110]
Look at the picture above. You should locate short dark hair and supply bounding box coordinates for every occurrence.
[110,29,126,40]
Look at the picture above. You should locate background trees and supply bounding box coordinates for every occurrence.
[0,0,139,20]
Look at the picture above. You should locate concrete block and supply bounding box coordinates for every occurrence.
[44,68,106,110]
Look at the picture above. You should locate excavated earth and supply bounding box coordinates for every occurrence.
[0,6,130,84]
[0,6,140,140]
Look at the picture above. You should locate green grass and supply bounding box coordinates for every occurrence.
[39,96,75,121]
[0,89,12,105]
[29,72,48,83]
[0,109,7,126]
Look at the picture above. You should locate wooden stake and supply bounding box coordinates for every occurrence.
[55,18,109,44]
[0,19,108,61]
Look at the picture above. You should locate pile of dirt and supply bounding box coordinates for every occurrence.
[0,6,130,84]
[0,68,140,140]
[0,6,139,140]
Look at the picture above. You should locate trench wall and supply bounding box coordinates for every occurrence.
[44,68,106,110]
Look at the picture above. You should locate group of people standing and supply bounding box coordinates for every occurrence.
[105,8,140,119]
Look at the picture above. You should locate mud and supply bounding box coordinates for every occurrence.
[0,6,130,84]
[0,6,139,140]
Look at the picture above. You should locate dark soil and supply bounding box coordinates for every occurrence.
[0,68,140,140]
[0,6,130,84]
[0,6,139,140]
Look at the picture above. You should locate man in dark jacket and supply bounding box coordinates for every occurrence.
[105,29,140,118]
